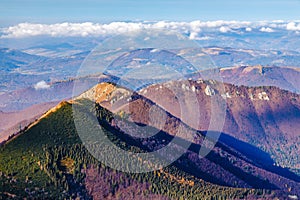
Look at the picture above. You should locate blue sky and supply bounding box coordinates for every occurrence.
[1,0,300,25]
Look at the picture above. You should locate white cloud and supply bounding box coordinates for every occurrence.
[34,80,50,90]
[219,26,231,33]
[287,22,300,31]
[1,22,144,38]
[189,32,198,40]
[259,27,274,33]
[0,20,297,38]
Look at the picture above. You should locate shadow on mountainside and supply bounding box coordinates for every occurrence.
[96,112,300,190]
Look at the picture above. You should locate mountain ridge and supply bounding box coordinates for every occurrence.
[1,78,300,198]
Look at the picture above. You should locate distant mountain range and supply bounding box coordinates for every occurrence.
[1,45,300,93]
[0,47,85,93]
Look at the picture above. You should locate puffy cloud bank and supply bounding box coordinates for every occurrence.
[34,81,50,90]
[286,22,300,31]
[1,20,300,39]
[259,27,274,33]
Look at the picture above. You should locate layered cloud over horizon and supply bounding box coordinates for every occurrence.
[1,20,300,39]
